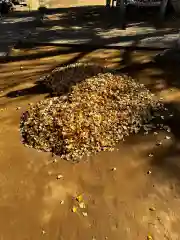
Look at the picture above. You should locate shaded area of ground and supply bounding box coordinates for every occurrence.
[0,2,179,57]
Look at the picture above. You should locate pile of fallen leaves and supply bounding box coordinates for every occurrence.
[20,64,164,162]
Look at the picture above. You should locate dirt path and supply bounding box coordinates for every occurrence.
[0,1,180,240]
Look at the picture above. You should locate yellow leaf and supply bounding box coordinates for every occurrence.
[76,195,83,202]
[72,206,77,213]
[147,235,153,240]
[79,111,83,120]
[79,202,86,209]
[82,212,88,217]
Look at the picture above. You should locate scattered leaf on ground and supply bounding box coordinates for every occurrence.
[82,212,88,217]
[76,195,83,202]
[72,206,77,213]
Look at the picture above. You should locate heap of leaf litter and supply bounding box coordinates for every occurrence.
[43,63,107,95]
[20,64,163,162]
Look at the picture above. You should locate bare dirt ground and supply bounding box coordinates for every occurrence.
[0,1,180,240]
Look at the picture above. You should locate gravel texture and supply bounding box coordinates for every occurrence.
[20,64,163,162]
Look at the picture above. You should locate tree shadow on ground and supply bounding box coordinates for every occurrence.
[106,48,180,185]
[6,80,49,98]
[116,99,180,188]
[117,50,180,93]
[3,42,180,99]
[0,2,179,80]
[0,4,179,56]
[144,101,180,185]
[5,56,111,98]
[0,3,178,92]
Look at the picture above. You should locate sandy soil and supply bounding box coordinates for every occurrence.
[0,1,180,240]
